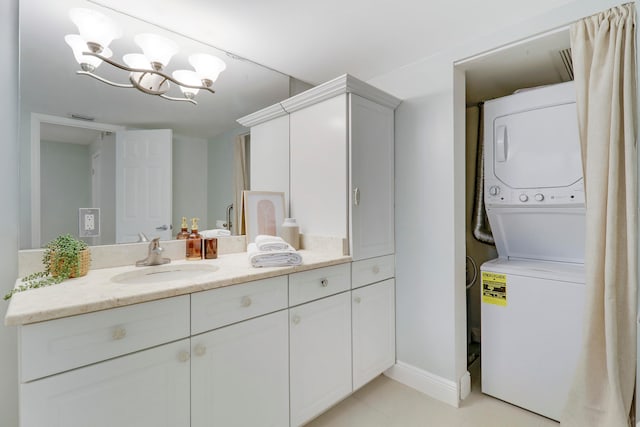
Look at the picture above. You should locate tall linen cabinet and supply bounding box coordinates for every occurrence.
[239,74,400,261]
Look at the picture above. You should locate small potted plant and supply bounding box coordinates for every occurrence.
[4,234,91,300]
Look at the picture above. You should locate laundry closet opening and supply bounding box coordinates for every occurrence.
[456,26,574,368]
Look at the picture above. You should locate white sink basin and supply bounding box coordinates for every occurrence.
[111,264,219,285]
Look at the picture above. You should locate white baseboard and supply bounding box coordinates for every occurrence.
[384,361,467,407]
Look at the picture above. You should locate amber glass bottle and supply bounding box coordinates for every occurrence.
[186,217,202,260]
[176,216,190,240]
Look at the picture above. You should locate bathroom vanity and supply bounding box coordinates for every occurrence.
[7,73,400,427]
[6,251,395,427]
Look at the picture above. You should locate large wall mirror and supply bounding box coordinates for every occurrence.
[19,0,293,249]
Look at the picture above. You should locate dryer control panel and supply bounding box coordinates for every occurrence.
[485,179,584,207]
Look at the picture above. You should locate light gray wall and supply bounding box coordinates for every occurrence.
[40,140,92,244]
[207,127,245,230]
[173,134,208,232]
[0,1,19,426]
[369,0,627,396]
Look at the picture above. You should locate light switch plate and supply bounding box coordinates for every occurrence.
[79,208,100,237]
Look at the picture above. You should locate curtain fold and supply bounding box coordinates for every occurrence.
[562,4,637,427]
[233,133,249,236]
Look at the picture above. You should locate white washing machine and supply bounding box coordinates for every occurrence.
[481,81,587,421]
[481,259,585,420]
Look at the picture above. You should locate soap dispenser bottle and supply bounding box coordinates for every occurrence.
[186,217,202,260]
[176,216,190,240]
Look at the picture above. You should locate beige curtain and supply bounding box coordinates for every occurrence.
[233,133,249,235]
[562,4,637,427]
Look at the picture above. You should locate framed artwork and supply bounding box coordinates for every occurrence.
[243,191,286,243]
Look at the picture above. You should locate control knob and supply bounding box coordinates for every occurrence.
[519,194,529,202]
[488,186,500,196]
[534,193,544,202]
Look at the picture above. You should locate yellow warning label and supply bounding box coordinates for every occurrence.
[482,271,507,306]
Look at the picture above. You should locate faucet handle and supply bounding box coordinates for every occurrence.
[150,237,163,252]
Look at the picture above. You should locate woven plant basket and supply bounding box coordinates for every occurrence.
[50,248,91,278]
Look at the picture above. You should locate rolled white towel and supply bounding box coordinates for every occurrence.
[247,243,302,268]
[201,229,231,238]
[254,234,291,251]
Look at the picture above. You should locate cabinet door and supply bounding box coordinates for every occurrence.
[191,310,289,427]
[290,291,352,426]
[20,339,191,427]
[250,115,291,208]
[352,279,396,390]
[349,94,395,260]
[290,94,348,238]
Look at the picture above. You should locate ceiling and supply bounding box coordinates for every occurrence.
[91,0,576,86]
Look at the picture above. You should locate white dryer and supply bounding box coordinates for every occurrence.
[481,82,586,421]
[484,81,584,263]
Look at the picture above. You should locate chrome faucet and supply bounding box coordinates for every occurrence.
[136,238,171,266]
[225,203,233,232]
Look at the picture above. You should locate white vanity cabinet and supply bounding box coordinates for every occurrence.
[190,276,289,427]
[352,279,396,390]
[238,74,400,261]
[190,311,289,427]
[288,264,353,426]
[289,291,353,426]
[18,296,192,427]
[351,255,396,390]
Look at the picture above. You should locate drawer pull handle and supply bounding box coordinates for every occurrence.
[112,326,127,341]
[354,296,362,304]
[178,351,191,363]
[320,279,329,287]
[194,344,207,357]
[241,296,252,307]
[372,266,380,274]
[292,314,301,325]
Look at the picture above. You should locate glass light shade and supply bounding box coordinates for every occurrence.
[69,8,122,50]
[134,33,178,69]
[172,70,201,97]
[123,53,151,70]
[65,34,112,69]
[188,53,226,84]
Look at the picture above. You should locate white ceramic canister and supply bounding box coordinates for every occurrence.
[280,218,300,250]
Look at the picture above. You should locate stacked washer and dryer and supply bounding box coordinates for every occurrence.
[480,81,586,421]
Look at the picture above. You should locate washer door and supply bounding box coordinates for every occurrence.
[493,103,582,189]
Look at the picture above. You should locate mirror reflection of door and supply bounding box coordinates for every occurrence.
[115,129,173,243]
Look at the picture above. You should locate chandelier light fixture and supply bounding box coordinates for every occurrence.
[65,8,226,105]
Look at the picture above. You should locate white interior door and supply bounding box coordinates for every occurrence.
[116,129,172,243]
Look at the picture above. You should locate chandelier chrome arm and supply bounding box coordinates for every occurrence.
[84,51,216,94]
[76,70,135,89]
[160,94,197,105]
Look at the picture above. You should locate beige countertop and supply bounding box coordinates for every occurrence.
[4,250,351,326]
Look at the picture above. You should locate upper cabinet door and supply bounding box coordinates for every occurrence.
[290,94,348,238]
[349,94,395,260]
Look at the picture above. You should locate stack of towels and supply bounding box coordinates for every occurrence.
[248,235,302,268]
[201,229,231,238]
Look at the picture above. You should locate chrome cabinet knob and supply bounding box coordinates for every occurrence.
[292,314,301,325]
[354,296,362,304]
[241,296,252,307]
[372,266,380,274]
[178,351,190,363]
[320,279,329,287]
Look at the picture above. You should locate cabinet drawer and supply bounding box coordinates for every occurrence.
[351,255,395,289]
[19,295,190,382]
[191,276,288,335]
[289,263,351,306]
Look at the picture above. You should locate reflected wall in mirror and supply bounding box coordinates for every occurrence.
[19,0,292,249]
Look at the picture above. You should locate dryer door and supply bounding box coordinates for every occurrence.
[493,103,582,189]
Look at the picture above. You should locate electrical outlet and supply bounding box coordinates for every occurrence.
[79,208,100,237]
[84,214,95,231]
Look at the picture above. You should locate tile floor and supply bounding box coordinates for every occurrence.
[305,361,559,427]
